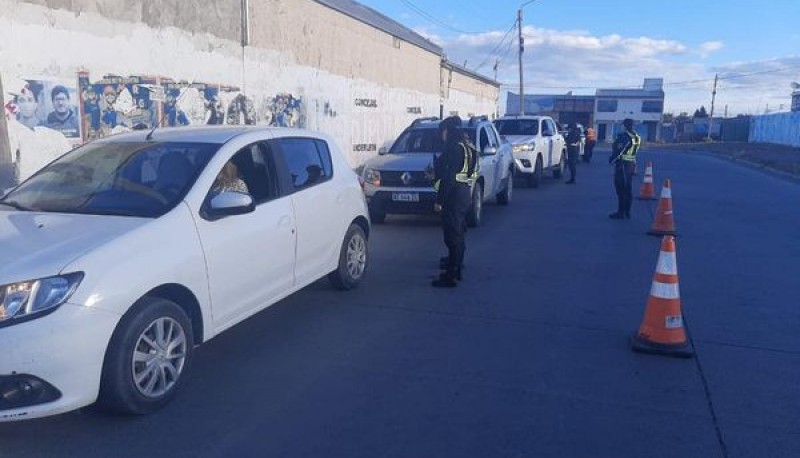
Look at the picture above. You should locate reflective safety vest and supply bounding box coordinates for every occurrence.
[620,131,641,162]
[455,142,479,184]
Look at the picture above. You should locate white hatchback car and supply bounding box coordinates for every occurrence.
[0,126,370,421]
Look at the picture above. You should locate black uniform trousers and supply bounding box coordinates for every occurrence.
[440,183,472,278]
[614,161,636,215]
[567,145,580,180]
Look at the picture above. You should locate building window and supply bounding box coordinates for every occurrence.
[642,100,664,113]
[597,100,618,112]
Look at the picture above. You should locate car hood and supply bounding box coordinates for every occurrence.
[0,211,150,284]
[504,135,538,145]
[364,153,436,172]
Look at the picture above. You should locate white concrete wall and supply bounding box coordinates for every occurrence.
[1,0,496,183]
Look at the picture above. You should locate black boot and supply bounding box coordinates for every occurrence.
[432,273,458,288]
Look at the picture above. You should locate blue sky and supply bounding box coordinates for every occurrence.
[357,0,800,115]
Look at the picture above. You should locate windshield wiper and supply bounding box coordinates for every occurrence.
[0,200,36,212]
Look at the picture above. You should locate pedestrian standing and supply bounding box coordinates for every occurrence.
[585,126,597,163]
[609,118,641,219]
[565,122,581,184]
[432,116,477,288]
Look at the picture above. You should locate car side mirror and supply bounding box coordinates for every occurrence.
[207,191,255,219]
[378,147,388,155]
[482,146,498,156]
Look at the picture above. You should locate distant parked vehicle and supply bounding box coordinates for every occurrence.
[361,116,515,227]
[494,115,567,187]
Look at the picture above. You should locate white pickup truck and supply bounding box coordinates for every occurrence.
[493,115,567,187]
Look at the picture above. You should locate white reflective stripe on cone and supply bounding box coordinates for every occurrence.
[651,281,680,300]
[661,187,672,199]
[656,252,678,275]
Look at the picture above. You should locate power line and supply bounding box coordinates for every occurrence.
[473,20,518,71]
[396,0,505,35]
[665,65,800,87]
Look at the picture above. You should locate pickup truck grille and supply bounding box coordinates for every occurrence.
[381,171,432,188]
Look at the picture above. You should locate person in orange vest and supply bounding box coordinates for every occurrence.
[584,126,597,163]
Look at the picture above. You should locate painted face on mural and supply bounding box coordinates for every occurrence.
[53,92,70,115]
[16,92,38,118]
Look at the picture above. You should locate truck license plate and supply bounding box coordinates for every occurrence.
[392,192,420,202]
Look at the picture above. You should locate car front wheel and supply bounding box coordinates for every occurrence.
[467,182,483,227]
[329,224,369,290]
[98,297,194,415]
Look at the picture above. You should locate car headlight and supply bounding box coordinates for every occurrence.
[363,168,381,187]
[0,273,83,324]
[512,143,534,153]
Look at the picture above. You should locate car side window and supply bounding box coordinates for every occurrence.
[277,137,334,190]
[543,120,555,136]
[211,142,278,204]
[485,124,499,147]
[479,127,490,152]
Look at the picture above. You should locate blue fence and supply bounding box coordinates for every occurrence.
[750,112,800,147]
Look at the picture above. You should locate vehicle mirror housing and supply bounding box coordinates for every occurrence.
[378,147,388,155]
[482,146,498,156]
[207,191,255,219]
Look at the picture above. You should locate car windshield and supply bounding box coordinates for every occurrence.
[389,127,478,154]
[494,120,539,136]
[0,141,219,217]
[389,128,442,154]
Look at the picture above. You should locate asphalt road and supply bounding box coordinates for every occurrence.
[1,148,798,458]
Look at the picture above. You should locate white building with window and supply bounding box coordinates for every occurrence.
[593,78,665,142]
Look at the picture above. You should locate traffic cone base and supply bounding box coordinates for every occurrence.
[631,334,694,358]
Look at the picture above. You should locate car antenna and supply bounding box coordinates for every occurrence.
[146,76,196,141]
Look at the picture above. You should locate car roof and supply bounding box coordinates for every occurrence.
[495,115,547,121]
[93,125,309,145]
[409,120,487,130]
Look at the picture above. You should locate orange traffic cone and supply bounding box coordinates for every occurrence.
[631,236,693,358]
[647,179,676,236]
[637,161,656,200]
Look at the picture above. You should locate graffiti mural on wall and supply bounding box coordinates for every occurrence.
[259,93,306,127]
[76,72,308,140]
[7,77,82,140]
[78,73,160,140]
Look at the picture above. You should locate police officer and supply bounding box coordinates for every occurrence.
[609,118,641,219]
[432,116,477,288]
[565,122,582,184]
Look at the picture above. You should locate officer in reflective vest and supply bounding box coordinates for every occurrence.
[609,118,641,219]
[432,116,478,288]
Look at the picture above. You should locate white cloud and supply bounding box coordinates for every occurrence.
[699,41,724,57]
[426,25,796,114]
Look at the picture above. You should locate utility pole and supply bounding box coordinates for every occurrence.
[517,9,524,115]
[494,59,500,118]
[0,75,15,189]
[707,73,718,141]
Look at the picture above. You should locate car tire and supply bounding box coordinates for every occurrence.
[97,297,194,415]
[528,156,543,188]
[496,170,513,206]
[328,224,369,290]
[553,151,566,178]
[369,210,386,224]
[467,182,483,228]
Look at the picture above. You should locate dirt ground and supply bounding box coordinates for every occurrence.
[652,142,800,177]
